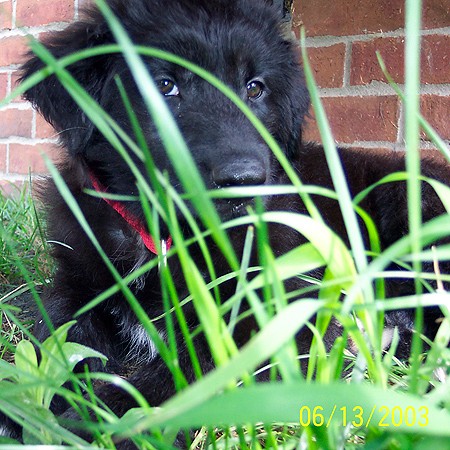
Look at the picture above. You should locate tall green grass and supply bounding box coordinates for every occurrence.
[1,0,449,448]
[0,183,51,291]
[0,183,52,362]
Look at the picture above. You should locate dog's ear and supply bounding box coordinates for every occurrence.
[20,14,114,155]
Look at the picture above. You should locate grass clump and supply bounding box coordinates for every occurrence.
[0,183,52,292]
[0,183,53,361]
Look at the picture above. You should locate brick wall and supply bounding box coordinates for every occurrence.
[295,0,450,150]
[0,0,449,187]
[0,0,92,189]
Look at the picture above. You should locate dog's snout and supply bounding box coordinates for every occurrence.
[212,161,267,187]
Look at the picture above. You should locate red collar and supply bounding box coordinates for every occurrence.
[89,172,172,256]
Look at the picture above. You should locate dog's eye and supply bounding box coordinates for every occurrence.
[157,79,179,96]
[246,80,264,99]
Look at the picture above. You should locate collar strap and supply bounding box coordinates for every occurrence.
[89,172,172,256]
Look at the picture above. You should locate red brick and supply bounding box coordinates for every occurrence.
[420,95,450,141]
[303,96,400,144]
[423,0,450,30]
[0,0,13,30]
[9,142,58,174]
[0,72,8,99]
[0,143,6,171]
[16,0,74,27]
[351,37,405,85]
[351,35,450,85]
[305,44,346,88]
[35,112,56,139]
[0,107,33,138]
[421,35,450,84]
[0,36,28,66]
[294,0,404,37]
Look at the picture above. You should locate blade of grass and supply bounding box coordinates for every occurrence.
[376,53,450,162]
[404,0,424,394]
[118,381,450,437]
[300,29,371,296]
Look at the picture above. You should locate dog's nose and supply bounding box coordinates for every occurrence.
[212,161,267,187]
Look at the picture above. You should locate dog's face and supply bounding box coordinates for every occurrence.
[22,0,309,223]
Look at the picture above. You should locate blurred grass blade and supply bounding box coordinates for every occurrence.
[122,381,450,436]
[300,29,369,285]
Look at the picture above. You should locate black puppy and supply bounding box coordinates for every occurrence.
[4,0,450,443]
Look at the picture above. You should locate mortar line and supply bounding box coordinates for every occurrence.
[11,0,16,28]
[343,41,352,87]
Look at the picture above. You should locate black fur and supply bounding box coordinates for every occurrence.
[3,0,449,445]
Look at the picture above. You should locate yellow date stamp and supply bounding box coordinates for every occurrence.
[299,405,429,428]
